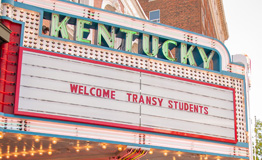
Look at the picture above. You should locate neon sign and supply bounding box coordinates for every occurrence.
[43,12,220,71]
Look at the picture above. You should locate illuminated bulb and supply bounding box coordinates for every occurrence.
[76,149,80,152]
[35,138,40,142]
[149,150,153,154]
[0,156,2,159]
[31,152,34,156]
[178,154,181,157]
[6,155,10,159]
[39,151,43,155]
[118,146,122,151]
[17,136,22,141]
[14,154,18,158]
[164,152,168,156]
[204,156,208,160]
[86,147,90,151]
[22,153,26,157]
[52,140,57,144]
[102,144,107,149]
[0,133,4,139]
[48,151,52,155]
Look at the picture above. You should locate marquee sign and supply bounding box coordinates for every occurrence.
[15,48,236,143]
[42,12,220,71]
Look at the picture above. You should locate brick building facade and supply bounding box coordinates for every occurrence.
[138,0,228,42]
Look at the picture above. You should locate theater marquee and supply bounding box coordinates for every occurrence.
[15,48,236,143]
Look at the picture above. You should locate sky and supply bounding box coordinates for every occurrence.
[222,0,262,123]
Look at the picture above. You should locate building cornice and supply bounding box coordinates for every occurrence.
[216,0,229,41]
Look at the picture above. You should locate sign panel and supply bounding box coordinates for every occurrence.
[15,48,236,143]
[42,12,220,71]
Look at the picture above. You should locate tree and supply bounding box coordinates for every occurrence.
[254,118,262,160]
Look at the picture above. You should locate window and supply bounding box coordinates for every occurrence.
[149,9,160,23]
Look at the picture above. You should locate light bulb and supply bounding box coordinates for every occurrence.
[149,150,153,154]
[118,146,122,151]
[52,140,57,144]
[102,144,106,149]
[164,152,168,156]
[17,136,22,141]
[0,133,4,139]
[48,151,52,155]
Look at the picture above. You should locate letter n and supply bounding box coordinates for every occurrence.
[97,24,115,48]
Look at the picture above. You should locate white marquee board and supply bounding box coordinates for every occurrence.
[15,49,236,143]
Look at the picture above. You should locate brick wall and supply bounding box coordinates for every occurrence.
[138,0,202,34]
[201,0,217,38]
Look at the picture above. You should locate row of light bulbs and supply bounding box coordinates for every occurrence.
[0,133,223,160]
[0,133,55,159]
[17,134,57,144]
[0,145,53,159]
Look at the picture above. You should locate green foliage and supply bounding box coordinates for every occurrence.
[254,119,262,160]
